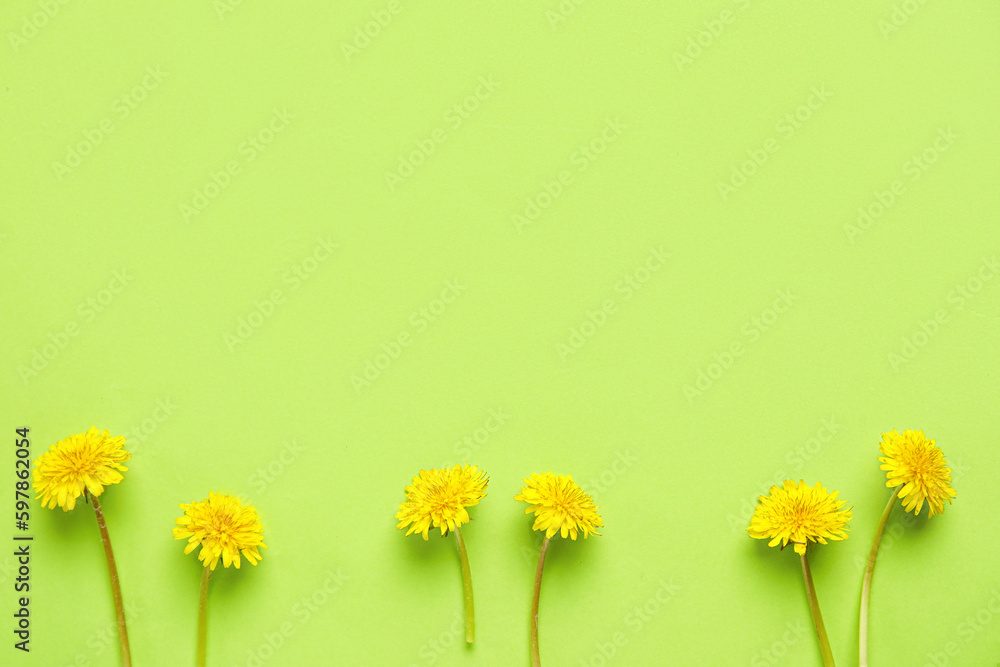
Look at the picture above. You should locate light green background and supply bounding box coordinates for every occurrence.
[2,2,999,665]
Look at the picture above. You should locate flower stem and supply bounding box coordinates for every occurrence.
[198,565,212,667]
[453,527,475,643]
[89,492,132,667]
[800,549,835,667]
[859,486,900,667]
[530,537,550,667]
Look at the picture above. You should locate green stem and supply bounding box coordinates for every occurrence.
[530,537,550,667]
[800,549,835,667]
[198,565,211,667]
[859,487,900,667]
[89,492,132,667]
[454,527,475,643]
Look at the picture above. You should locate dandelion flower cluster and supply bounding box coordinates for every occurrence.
[748,479,852,555]
[33,426,131,511]
[173,491,266,570]
[515,472,603,540]
[879,429,956,516]
[396,464,488,540]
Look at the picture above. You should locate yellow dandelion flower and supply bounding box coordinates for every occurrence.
[748,480,849,666]
[515,472,603,540]
[395,464,488,540]
[747,479,852,556]
[879,429,956,516]
[33,427,134,663]
[33,426,130,511]
[395,464,488,645]
[517,472,603,667]
[861,430,957,665]
[173,491,266,571]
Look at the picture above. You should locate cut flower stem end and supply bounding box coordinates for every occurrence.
[88,491,132,667]
[530,537,551,667]
[454,527,475,644]
[800,548,835,667]
[198,565,212,667]
[859,486,900,667]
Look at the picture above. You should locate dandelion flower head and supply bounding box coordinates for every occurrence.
[396,464,488,540]
[515,472,603,540]
[747,479,852,555]
[33,426,130,511]
[173,491,266,570]
[879,429,956,516]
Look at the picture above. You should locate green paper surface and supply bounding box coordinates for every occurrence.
[2,2,999,665]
